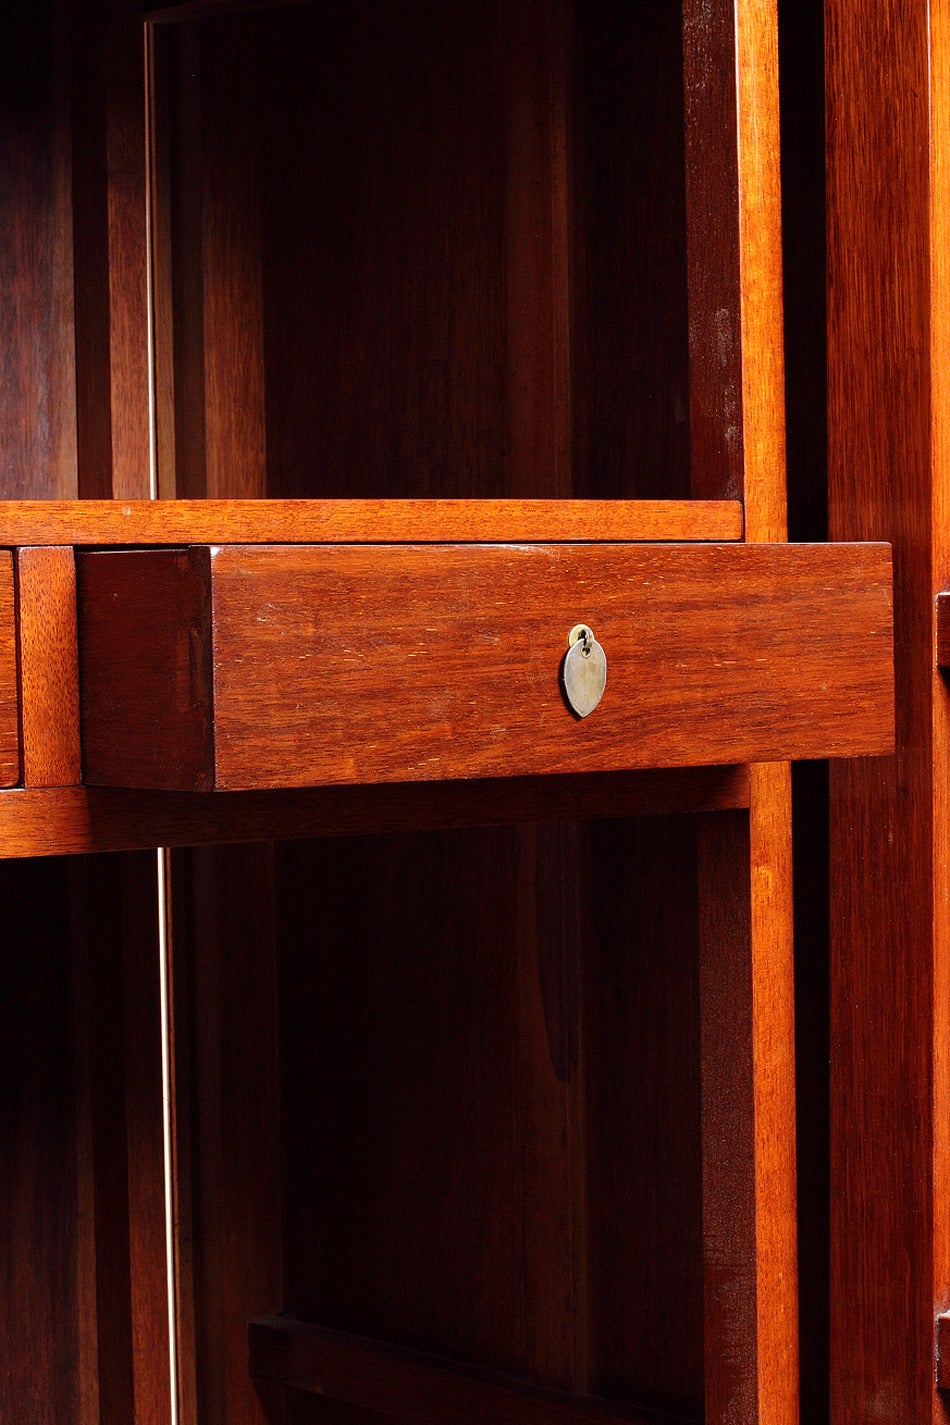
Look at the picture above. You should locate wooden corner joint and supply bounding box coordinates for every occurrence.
[937,1312,950,1389]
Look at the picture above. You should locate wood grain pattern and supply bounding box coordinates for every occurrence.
[571,0,691,502]
[735,0,788,545]
[937,1312,950,1390]
[697,773,796,1425]
[0,0,77,499]
[697,810,757,1424]
[16,547,81,786]
[79,547,214,792]
[70,0,150,498]
[826,0,950,1421]
[682,0,743,503]
[77,541,894,792]
[0,768,748,861]
[725,5,797,1421]
[247,1317,667,1425]
[0,552,19,787]
[68,853,173,1425]
[0,498,743,546]
[171,845,282,1425]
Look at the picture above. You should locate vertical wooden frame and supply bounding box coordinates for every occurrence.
[827,1,950,1420]
[685,0,798,1419]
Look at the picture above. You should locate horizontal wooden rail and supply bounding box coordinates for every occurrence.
[0,498,742,546]
[0,767,750,860]
[248,1316,687,1425]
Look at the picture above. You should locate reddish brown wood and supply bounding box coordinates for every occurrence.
[937,1313,950,1390]
[503,0,570,502]
[698,767,797,1425]
[16,547,81,787]
[826,1,950,1422]
[0,498,743,547]
[70,0,150,498]
[682,0,743,503]
[0,553,19,788]
[936,592,950,668]
[0,768,747,861]
[247,1317,667,1425]
[571,1,692,504]
[79,548,214,792]
[69,852,173,1425]
[170,845,282,1425]
[77,541,893,792]
[0,1,77,500]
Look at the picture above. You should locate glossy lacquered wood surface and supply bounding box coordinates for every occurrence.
[827,0,950,1421]
[0,768,750,861]
[0,553,18,787]
[77,541,894,792]
[15,547,81,787]
[0,498,743,546]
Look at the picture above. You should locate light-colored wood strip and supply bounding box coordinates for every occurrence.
[733,3,797,1420]
[0,498,743,547]
[736,0,788,546]
[0,769,750,861]
[748,760,797,1425]
[16,548,81,787]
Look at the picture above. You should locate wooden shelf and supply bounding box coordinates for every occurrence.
[248,1316,674,1425]
[0,767,750,860]
[0,498,743,547]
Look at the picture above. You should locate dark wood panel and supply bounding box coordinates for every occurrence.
[571,0,691,502]
[70,0,150,498]
[0,552,19,786]
[16,547,80,787]
[682,0,742,503]
[826,0,950,1421]
[0,0,76,499]
[248,1317,677,1425]
[0,858,81,1423]
[581,815,703,1415]
[170,844,282,1425]
[77,542,894,791]
[79,548,214,793]
[0,498,743,546]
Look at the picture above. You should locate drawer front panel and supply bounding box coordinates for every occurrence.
[78,541,894,791]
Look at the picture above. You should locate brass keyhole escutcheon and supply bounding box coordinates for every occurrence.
[562,624,607,718]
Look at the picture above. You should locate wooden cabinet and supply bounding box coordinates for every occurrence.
[0,3,893,1424]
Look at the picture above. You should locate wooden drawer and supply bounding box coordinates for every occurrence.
[76,541,894,791]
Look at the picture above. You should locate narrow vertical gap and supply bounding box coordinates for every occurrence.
[146,20,180,1425]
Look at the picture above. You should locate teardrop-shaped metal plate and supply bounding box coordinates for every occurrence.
[563,631,607,718]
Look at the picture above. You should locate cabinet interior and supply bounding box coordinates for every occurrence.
[148,4,712,1421]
